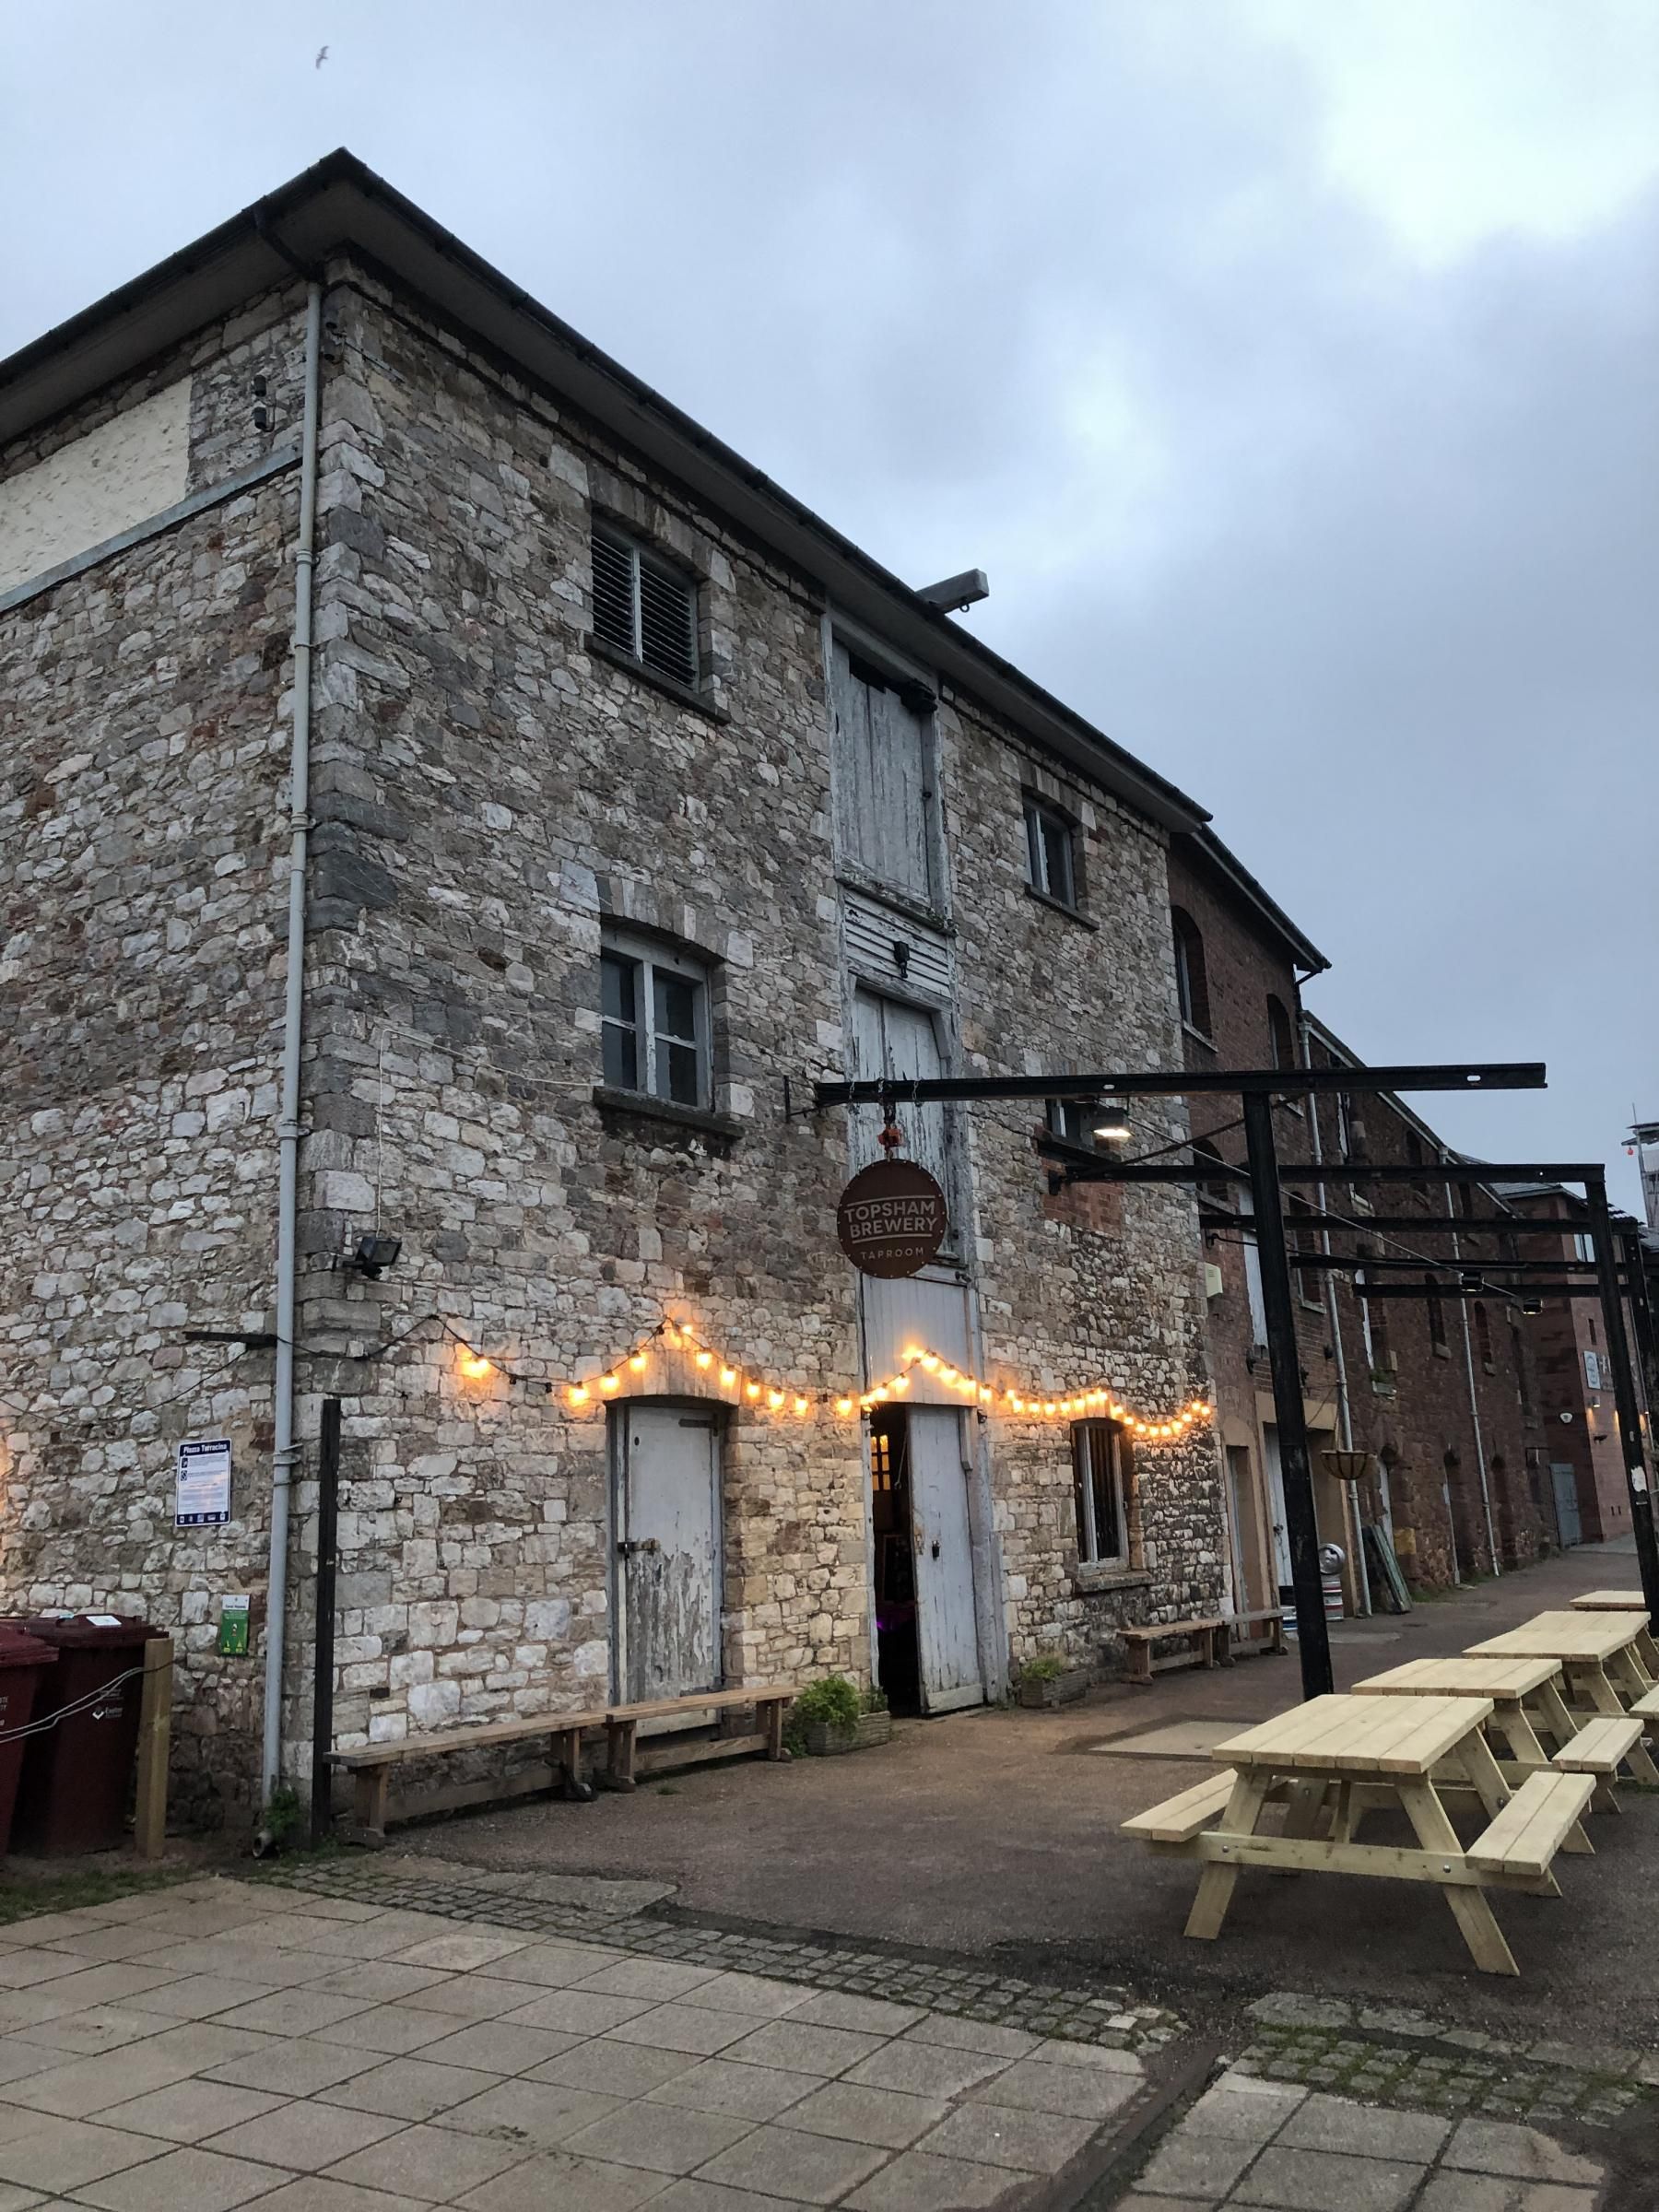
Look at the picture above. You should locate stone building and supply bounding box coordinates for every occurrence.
[1163,834,1547,1614]
[0,154,1227,1828]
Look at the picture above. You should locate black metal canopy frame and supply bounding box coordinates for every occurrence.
[813,1060,1659,1699]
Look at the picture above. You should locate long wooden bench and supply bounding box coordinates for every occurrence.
[1465,1770,1595,1881]
[1225,1608,1288,1661]
[329,1686,794,1841]
[1119,1617,1227,1685]
[1121,1771,1238,1841]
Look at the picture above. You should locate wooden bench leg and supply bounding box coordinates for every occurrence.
[1396,1779,1518,1975]
[552,1727,594,1804]
[764,1700,788,1762]
[1203,1628,1222,1671]
[354,1768,389,1842]
[603,1718,638,1791]
[1126,1641,1152,1687]
[1184,1771,1270,1940]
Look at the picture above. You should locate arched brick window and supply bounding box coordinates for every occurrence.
[1171,908,1211,1037]
[1266,994,1295,1072]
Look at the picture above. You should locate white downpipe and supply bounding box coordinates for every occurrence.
[262,283,324,1804]
[1446,1167,1500,1577]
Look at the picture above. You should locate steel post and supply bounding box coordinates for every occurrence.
[1242,1090,1333,1698]
[1585,1178,1659,1628]
[310,1397,341,1849]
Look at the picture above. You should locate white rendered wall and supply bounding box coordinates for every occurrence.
[0,380,191,593]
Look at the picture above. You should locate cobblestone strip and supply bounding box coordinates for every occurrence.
[259,1854,1181,2054]
[1234,1995,1653,2130]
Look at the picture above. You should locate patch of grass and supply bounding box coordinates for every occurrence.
[0,1862,190,1928]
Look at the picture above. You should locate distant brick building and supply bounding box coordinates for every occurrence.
[0,154,1228,1827]
[1165,833,1547,1614]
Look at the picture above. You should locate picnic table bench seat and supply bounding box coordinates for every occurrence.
[329,1685,794,1840]
[1120,1771,1239,1842]
[1465,1771,1596,1880]
[1549,1714,1646,1812]
[1630,1688,1659,1722]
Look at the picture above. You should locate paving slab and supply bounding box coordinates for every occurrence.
[94,2080,288,2144]
[782,1991,923,2037]
[1182,2079,1307,2143]
[73,2146,293,2212]
[1230,2145,1428,2210]
[0,2044,204,2119]
[316,2056,505,2121]
[1442,2119,1606,2183]
[912,2100,1098,2174]
[776,2078,946,2148]
[496,1988,651,2037]
[199,2041,384,2098]
[691,2123,889,2204]
[561,2101,754,2176]
[454,2148,665,2211]
[433,2075,622,2149]
[643,2055,813,2122]
[843,2039,1006,2100]
[0,2120,166,2194]
[322,2121,531,2201]
[1415,2176,1601,2212]
[415,2019,582,2074]
[236,2181,429,2212]
[1135,2128,1258,2198]
[971,2054,1140,2122]
[604,2002,766,2057]
[203,2104,406,2172]
[844,2146,1041,2209]
[716,2019,886,2078]
[1275,2090,1451,2162]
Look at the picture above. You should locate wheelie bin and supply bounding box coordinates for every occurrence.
[0,1626,59,1856]
[12,1616,170,1853]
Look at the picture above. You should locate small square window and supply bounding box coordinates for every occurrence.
[592,521,698,688]
[1024,798,1077,908]
[600,928,712,1110]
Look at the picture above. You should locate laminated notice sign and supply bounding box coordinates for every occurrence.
[176,1438,232,1527]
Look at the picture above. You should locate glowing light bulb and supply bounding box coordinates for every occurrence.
[873,1385,889,1401]
[600,1373,619,1394]
[629,1351,648,1373]
[1009,1394,1024,1412]
[920,1354,940,1373]
[979,1384,993,1403]
[695,1349,712,1370]
[768,1389,785,1409]
[939,1366,958,1385]
[902,1346,924,1364]
[794,1395,809,1416]
[568,1384,590,1406]
[1043,1402,1057,1418]
[460,1352,493,1381]
[720,1366,736,1387]
[745,1381,760,1400]
[891,1374,910,1393]
[836,1397,854,1417]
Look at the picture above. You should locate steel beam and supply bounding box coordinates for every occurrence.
[813,1064,1547,1110]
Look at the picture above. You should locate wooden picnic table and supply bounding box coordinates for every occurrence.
[1123,1692,1593,1977]
[1350,1657,1593,1847]
[1465,1611,1659,1782]
[1571,1592,1659,1673]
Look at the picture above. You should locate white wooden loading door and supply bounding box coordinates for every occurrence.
[613,1405,722,1704]
[908,1407,982,1713]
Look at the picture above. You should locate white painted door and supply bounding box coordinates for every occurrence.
[908,1407,982,1712]
[614,1405,722,1703]
[1261,1424,1293,1594]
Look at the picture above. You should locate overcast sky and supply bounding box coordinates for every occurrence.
[6,1,1655,1205]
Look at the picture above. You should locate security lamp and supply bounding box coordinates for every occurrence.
[1091,1101,1133,1145]
[348,1232,402,1280]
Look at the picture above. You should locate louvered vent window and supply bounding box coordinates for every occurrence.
[591,522,698,688]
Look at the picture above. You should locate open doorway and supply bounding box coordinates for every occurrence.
[869,1409,920,1713]
[868,1404,983,1715]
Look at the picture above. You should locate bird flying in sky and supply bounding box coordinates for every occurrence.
[315,44,329,68]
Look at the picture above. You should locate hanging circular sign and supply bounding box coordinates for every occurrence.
[836,1159,950,1278]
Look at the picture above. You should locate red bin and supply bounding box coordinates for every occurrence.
[12,1617,170,1854]
[0,1627,59,1856]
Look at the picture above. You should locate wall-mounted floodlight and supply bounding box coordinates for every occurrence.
[916,568,989,612]
[1092,1102,1133,1145]
[348,1232,402,1279]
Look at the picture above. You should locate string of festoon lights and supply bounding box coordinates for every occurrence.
[447,1315,1213,1442]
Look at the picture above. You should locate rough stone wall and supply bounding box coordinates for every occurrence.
[1,252,1227,1814]
[0,286,311,1829]
[952,737,1222,1668]
[1512,1195,1627,1545]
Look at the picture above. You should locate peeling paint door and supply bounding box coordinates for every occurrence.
[615,1406,722,1703]
[1551,1463,1583,1547]
[909,1407,982,1713]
